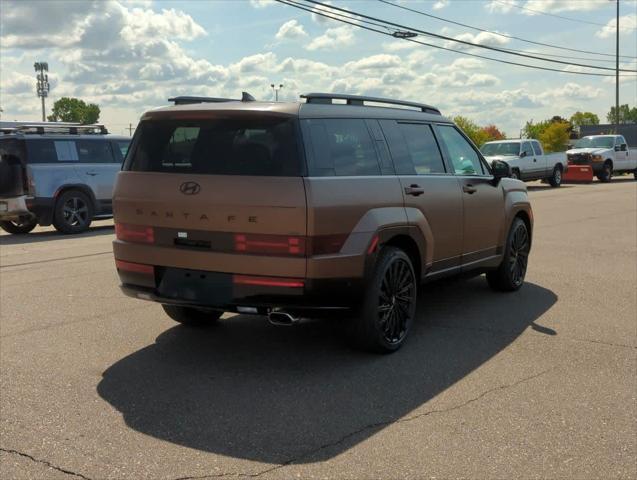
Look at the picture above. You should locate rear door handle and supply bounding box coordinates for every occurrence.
[86,172,98,176]
[404,184,424,196]
[463,185,477,194]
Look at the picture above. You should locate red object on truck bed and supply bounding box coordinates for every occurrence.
[562,163,593,183]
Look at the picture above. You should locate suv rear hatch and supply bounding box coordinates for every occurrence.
[113,111,308,285]
[0,138,27,198]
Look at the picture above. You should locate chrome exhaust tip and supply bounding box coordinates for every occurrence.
[268,311,299,326]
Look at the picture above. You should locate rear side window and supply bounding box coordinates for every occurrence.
[301,119,381,176]
[380,121,445,175]
[531,141,542,156]
[521,142,534,157]
[437,125,485,175]
[26,140,62,163]
[125,117,301,176]
[76,140,116,163]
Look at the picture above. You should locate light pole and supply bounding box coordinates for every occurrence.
[34,62,50,122]
[270,83,284,102]
[607,0,620,131]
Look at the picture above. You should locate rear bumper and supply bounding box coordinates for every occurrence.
[117,266,364,312]
[0,195,31,221]
[25,197,55,226]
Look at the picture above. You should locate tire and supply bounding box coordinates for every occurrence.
[486,218,530,292]
[52,189,94,234]
[162,305,223,327]
[0,216,37,234]
[351,246,418,353]
[596,161,613,183]
[510,169,520,180]
[548,165,562,187]
[633,169,637,180]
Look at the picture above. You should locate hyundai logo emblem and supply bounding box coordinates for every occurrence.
[179,181,201,195]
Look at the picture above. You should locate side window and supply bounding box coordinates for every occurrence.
[302,119,381,176]
[26,140,63,163]
[397,123,446,174]
[117,141,130,160]
[531,141,542,156]
[437,125,484,175]
[54,141,79,161]
[76,140,116,163]
[521,142,534,157]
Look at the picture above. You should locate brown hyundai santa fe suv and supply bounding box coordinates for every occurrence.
[113,92,532,353]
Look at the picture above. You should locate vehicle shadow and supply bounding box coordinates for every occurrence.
[97,278,557,464]
[0,225,113,246]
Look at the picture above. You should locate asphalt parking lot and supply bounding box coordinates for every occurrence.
[1,178,635,479]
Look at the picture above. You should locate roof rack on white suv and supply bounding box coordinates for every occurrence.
[0,123,108,135]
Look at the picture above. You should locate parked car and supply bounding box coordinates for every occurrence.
[112,92,532,353]
[481,139,567,187]
[0,123,130,234]
[566,134,637,182]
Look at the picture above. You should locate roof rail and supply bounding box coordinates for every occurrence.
[169,91,257,105]
[300,93,441,115]
[1,124,108,135]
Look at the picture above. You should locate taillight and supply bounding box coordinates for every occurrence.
[115,223,154,244]
[233,274,304,288]
[115,259,154,275]
[234,233,306,256]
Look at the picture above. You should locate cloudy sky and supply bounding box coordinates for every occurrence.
[1,0,636,136]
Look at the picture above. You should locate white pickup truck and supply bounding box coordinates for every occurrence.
[566,134,637,182]
[481,139,568,187]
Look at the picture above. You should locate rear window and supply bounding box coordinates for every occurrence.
[125,117,302,176]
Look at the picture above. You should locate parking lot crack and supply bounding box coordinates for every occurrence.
[0,447,92,480]
[172,368,553,480]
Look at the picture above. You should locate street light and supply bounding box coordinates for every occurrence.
[270,83,284,102]
[34,61,50,122]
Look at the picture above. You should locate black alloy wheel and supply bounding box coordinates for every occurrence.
[53,190,94,234]
[0,216,37,234]
[352,247,417,353]
[486,218,530,292]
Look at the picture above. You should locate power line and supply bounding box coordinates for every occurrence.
[490,0,607,27]
[290,0,637,73]
[276,0,635,77]
[377,0,637,61]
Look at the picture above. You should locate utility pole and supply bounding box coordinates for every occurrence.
[615,0,619,133]
[270,83,284,102]
[34,62,50,122]
[128,123,134,136]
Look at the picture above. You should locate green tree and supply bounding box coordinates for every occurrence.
[453,115,489,146]
[570,111,599,127]
[606,104,637,124]
[47,97,100,124]
[539,122,570,153]
[522,119,551,140]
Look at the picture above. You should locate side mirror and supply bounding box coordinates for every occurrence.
[621,144,627,151]
[491,160,511,183]
[519,151,527,158]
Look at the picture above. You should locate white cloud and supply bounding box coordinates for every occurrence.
[523,0,606,14]
[596,14,637,39]
[448,31,510,49]
[382,41,419,52]
[306,25,355,51]
[433,0,449,10]
[275,20,308,41]
[485,0,519,14]
[249,0,276,8]
[345,54,402,71]
[120,7,207,42]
